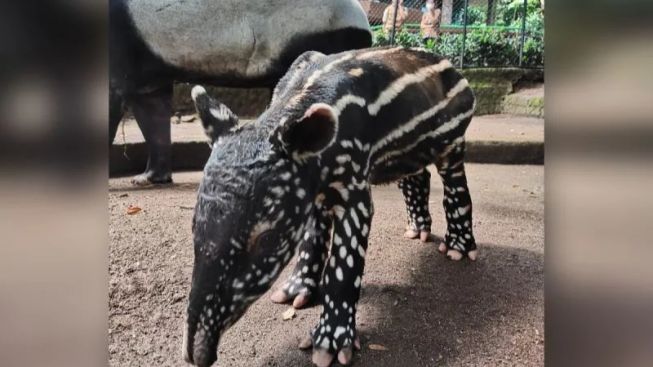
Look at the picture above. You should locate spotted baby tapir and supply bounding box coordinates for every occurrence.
[184,46,478,367]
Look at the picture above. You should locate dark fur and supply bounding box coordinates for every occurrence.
[185,47,477,366]
[109,0,372,183]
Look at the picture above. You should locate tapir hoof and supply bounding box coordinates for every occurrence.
[302,335,361,367]
[404,229,434,243]
[438,242,479,261]
[131,171,172,186]
[270,289,313,309]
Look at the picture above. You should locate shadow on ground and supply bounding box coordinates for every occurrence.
[108,165,544,367]
[259,241,543,367]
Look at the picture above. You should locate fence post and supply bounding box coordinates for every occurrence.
[460,0,469,69]
[389,0,400,45]
[519,0,527,66]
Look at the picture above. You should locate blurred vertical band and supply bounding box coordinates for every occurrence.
[0,1,107,367]
[546,0,653,366]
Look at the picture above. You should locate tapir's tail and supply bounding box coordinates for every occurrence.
[191,85,239,143]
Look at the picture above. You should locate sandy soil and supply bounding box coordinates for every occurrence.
[109,164,544,367]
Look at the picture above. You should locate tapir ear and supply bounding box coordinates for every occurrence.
[191,85,239,143]
[273,103,338,159]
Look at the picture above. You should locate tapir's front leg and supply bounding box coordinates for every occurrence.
[303,187,373,367]
[130,85,173,185]
[271,209,331,308]
[436,138,478,261]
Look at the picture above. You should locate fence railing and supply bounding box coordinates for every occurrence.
[361,0,544,69]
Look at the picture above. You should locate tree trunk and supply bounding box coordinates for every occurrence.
[442,0,453,25]
[486,0,498,25]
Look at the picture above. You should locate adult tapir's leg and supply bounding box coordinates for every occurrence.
[300,186,372,367]
[398,169,433,242]
[435,137,478,261]
[109,87,125,145]
[270,209,331,309]
[130,85,173,185]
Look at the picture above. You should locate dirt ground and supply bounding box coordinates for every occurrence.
[109,164,544,367]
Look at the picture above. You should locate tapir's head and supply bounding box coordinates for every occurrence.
[183,86,338,366]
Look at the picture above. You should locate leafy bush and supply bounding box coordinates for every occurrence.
[394,30,423,48]
[524,11,544,37]
[464,28,518,66]
[521,36,544,66]
[372,29,422,48]
[430,33,463,65]
[371,24,544,68]
[499,0,542,26]
[372,28,389,46]
[454,6,487,26]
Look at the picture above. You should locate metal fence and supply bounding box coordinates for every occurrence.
[359,0,544,68]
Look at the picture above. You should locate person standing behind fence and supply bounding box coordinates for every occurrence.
[420,0,441,43]
[382,0,408,35]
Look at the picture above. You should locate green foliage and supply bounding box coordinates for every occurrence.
[465,28,518,66]
[394,30,423,48]
[524,11,544,37]
[498,0,542,26]
[372,29,422,48]
[454,6,487,26]
[372,28,389,46]
[370,16,544,68]
[521,36,544,66]
[430,33,463,66]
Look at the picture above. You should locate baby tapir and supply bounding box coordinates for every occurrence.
[184,47,478,367]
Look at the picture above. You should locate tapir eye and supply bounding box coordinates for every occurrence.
[255,230,277,250]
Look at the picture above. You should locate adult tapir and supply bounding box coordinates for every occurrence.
[109,0,372,185]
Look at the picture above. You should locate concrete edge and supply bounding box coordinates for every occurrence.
[110,140,543,177]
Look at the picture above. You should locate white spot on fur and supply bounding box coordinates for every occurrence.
[348,67,364,77]
[336,154,351,164]
[343,219,352,237]
[350,236,358,250]
[334,326,347,339]
[357,202,369,218]
[458,205,471,216]
[346,254,354,268]
[339,246,347,259]
[329,182,349,201]
[350,208,360,229]
[335,267,343,281]
[361,224,369,236]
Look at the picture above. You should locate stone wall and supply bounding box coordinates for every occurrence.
[461,68,544,116]
[171,68,544,118]
[173,84,272,118]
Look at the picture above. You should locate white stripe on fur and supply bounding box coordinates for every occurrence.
[367,59,453,116]
[369,78,469,157]
[373,103,475,166]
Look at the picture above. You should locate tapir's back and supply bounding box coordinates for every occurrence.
[123,0,371,79]
[296,47,476,183]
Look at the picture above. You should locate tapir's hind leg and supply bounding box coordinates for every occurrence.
[130,85,173,185]
[435,138,478,261]
[109,87,125,145]
[398,169,434,243]
[270,210,331,309]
